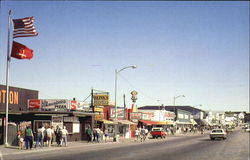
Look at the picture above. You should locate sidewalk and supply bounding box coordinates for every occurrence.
[0,132,209,157]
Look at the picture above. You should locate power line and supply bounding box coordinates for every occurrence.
[118,73,159,103]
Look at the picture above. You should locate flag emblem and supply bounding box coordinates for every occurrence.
[11,41,33,59]
[12,16,38,38]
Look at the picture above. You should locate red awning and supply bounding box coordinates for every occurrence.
[139,120,167,125]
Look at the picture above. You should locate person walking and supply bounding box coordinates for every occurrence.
[92,128,97,142]
[135,128,140,142]
[46,126,53,147]
[35,126,43,148]
[17,130,24,150]
[85,126,92,143]
[55,126,62,146]
[24,126,33,150]
[95,127,101,143]
[104,129,109,143]
[60,126,68,147]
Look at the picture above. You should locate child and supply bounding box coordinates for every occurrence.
[17,130,24,150]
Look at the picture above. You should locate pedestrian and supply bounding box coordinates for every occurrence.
[24,126,33,150]
[93,128,97,142]
[95,127,101,143]
[60,126,68,147]
[85,126,92,143]
[104,129,109,143]
[46,126,53,147]
[17,130,24,150]
[140,127,146,142]
[144,128,148,140]
[43,126,48,147]
[55,126,61,146]
[51,126,55,145]
[135,128,140,142]
[35,126,43,148]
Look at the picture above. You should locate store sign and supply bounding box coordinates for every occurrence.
[70,100,77,110]
[141,112,154,121]
[130,112,142,122]
[94,107,103,112]
[28,99,70,111]
[64,116,79,122]
[164,112,175,118]
[28,99,41,109]
[94,94,109,106]
[110,108,124,119]
[95,114,104,121]
[52,116,63,128]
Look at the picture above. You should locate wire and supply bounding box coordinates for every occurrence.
[118,73,159,103]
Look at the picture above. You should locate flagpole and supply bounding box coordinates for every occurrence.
[5,10,12,146]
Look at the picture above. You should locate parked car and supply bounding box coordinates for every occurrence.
[150,127,167,139]
[245,127,250,132]
[210,129,227,140]
[226,127,234,132]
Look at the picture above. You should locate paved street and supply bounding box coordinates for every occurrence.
[2,129,249,160]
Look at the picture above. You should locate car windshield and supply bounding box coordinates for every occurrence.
[152,128,161,131]
[212,130,223,133]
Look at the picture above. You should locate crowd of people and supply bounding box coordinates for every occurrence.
[17,125,69,150]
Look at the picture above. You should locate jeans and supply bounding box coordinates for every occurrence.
[60,136,67,146]
[25,136,33,149]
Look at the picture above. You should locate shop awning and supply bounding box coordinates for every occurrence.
[113,120,136,125]
[101,120,114,124]
[176,121,193,125]
[139,120,168,125]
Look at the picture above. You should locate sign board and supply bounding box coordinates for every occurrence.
[73,122,80,133]
[63,116,79,122]
[130,112,142,122]
[141,112,154,121]
[28,99,71,111]
[94,94,109,106]
[70,100,77,110]
[94,107,103,112]
[28,99,41,109]
[95,114,104,121]
[52,116,63,128]
[110,108,124,119]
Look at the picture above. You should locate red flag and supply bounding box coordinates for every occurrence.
[11,41,33,60]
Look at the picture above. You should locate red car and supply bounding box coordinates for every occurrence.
[150,127,167,139]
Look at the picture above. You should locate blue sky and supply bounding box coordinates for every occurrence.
[0,1,249,111]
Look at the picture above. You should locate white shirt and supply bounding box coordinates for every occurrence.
[46,128,53,136]
[61,128,68,136]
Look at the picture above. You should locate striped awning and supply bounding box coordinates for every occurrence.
[139,120,168,125]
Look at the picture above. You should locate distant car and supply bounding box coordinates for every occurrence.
[226,127,234,132]
[245,127,250,132]
[150,127,167,139]
[210,129,227,140]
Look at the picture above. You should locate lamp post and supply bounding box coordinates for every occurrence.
[173,95,185,119]
[114,65,137,119]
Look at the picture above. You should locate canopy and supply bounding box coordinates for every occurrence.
[101,120,114,124]
[139,120,168,125]
[113,120,136,125]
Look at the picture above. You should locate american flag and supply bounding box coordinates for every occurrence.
[12,16,38,38]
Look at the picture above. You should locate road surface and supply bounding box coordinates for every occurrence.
[4,129,249,160]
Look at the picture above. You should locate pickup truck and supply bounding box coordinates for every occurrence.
[150,127,167,139]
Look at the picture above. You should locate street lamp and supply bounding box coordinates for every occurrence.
[173,95,185,106]
[173,95,185,119]
[115,65,137,119]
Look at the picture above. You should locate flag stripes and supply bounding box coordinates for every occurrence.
[12,16,38,38]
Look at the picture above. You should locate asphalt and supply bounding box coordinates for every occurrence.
[2,129,249,160]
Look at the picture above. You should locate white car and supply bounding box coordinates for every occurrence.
[210,129,227,140]
[245,127,250,132]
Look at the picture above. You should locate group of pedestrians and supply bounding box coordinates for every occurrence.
[17,125,69,150]
[135,126,148,142]
[85,126,109,143]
